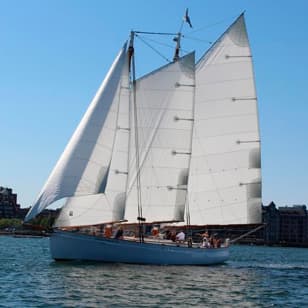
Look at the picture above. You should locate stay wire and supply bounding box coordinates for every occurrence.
[142,35,191,54]
[182,35,212,45]
[186,13,239,36]
[135,34,172,63]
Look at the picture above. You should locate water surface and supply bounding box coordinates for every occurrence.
[0,236,307,307]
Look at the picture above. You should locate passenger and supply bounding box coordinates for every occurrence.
[164,229,171,240]
[170,231,176,242]
[202,237,211,248]
[201,231,211,248]
[151,226,159,237]
[115,226,124,240]
[225,238,230,247]
[216,238,222,248]
[209,236,214,248]
[175,230,185,244]
[104,225,112,238]
[201,231,209,239]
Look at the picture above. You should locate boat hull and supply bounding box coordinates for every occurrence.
[50,231,229,265]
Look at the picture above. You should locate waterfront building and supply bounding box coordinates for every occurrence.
[0,187,22,219]
[262,202,280,244]
[279,205,308,245]
[256,202,308,246]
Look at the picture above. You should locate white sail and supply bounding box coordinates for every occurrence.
[55,57,130,227]
[25,43,128,222]
[124,52,195,223]
[187,14,262,225]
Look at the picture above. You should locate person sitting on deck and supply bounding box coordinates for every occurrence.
[104,225,112,238]
[164,229,171,240]
[170,231,176,242]
[215,237,222,248]
[201,231,211,248]
[175,231,185,244]
[115,226,124,240]
[151,226,159,237]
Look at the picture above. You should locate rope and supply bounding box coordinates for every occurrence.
[182,35,212,45]
[135,31,176,36]
[230,224,265,244]
[186,14,239,35]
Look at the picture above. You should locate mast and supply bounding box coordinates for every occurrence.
[173,8,192,62]
[173,32,182,62]
[128,31,145,243]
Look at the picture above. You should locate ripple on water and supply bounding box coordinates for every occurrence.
[0,237,308,307]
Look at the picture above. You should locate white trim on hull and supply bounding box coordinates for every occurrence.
[50,230,229,265]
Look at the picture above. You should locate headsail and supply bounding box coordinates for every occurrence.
[55,55,130,227]
[25,43,128,222]
[124,52,195,223]
[187,14,262,225]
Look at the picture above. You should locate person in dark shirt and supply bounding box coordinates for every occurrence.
[115,226,124,239]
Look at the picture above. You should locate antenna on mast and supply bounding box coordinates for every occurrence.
[173,8,193,62]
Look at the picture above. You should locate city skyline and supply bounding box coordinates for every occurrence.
[1,0,307,208]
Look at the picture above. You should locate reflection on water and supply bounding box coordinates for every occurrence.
[0,237,308,307]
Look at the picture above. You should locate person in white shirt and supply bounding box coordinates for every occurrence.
[175,231,185,243]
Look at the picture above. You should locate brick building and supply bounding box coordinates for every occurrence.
[0,187,21,218]
[0,186,27,219]
[255,202,308,246]
[279,205,308,245]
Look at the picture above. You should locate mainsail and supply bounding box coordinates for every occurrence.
[25,43,128,222]
[187,14,262,225]
[124,52,195,223]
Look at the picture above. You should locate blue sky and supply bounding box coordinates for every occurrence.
[1,0,307,208]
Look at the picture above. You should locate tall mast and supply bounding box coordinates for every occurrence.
[173,32,182,62]
[173,8,192,62]
[128,31,145,243]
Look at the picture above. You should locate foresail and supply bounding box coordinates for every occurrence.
[188,14,262,225]
[55,58,130,227]
[25,43,128,222]
[125,52,195,223]
[54,194,113,227]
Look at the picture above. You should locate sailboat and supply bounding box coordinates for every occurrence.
[25,12,261,265]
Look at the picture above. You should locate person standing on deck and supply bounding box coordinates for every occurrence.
[115,226,124,240]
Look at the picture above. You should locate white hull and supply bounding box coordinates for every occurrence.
[50,230,230,265]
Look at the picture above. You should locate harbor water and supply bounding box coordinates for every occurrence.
[0,236,307,307]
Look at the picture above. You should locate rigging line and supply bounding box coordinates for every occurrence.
[186,13,239,35]
[135,34,172,63]
[182,35,212,45]
[140,35,191,55]
[139,35,180,51]
[135,31,176,36]
[126,92,174,196]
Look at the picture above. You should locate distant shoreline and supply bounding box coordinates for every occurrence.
[0,230,49,237]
